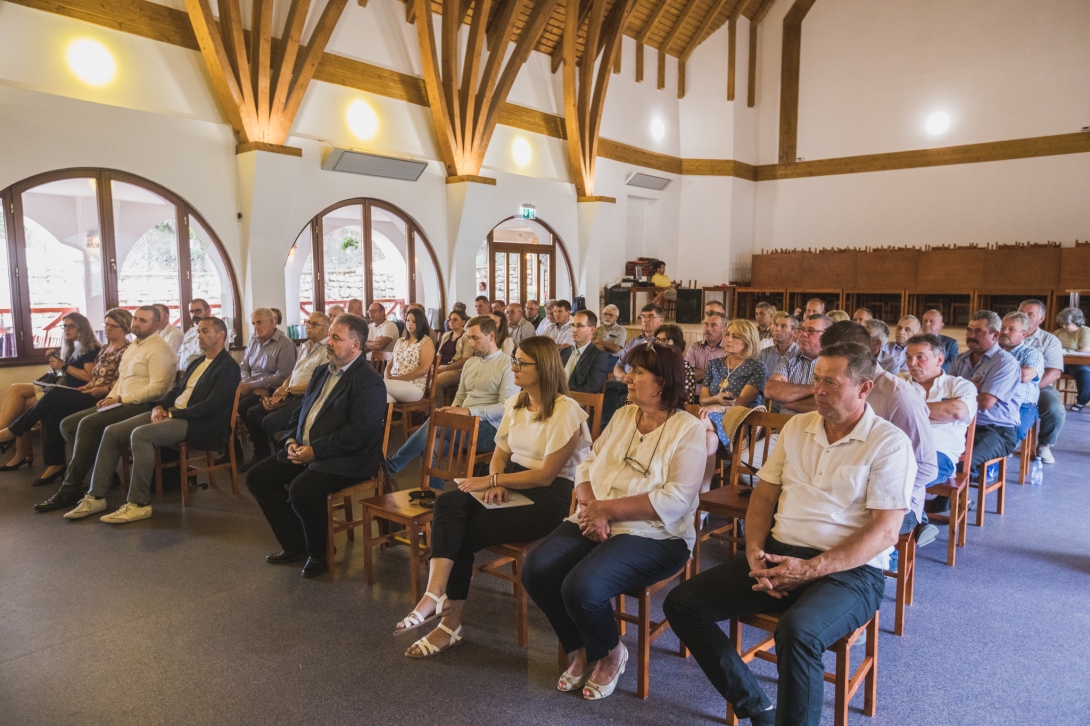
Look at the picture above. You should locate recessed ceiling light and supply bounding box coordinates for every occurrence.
[925,112,951,135]
[651,118,665,141]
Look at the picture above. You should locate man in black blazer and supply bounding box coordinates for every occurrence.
[246,314,387,578]
[561,309,612,394]
[62,317,241,524]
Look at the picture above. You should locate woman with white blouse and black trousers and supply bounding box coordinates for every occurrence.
[521,340,706,700]
[395,336,591,658]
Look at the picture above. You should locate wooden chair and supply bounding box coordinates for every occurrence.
[368,351,393,377]
[152,386,243,507]
[324,404,394,572]
[726,611,879,726]
[1057,373,1078,406]
[975,440,1008,528]
[1015,418,1038,485]
[926,416,974,566]
[570,390,604,441]
[882,528,917,636]
[359,410,479,602]
[614,561,692,699]
[392,355,439,440]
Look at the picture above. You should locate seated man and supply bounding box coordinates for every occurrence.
[664,343,914,726]
[591,304,626,356]
[35,306,178,512]
[62,317,240,523]
[238,307,297,458]
[796,297,824,319]
[685,311,727,384]
[764,314,831,415]
[864,319,901,374]
[538,299,574,348]
[947,310,1022,489]
[247,314,387,578]
[754,302,775,342]
[346,299,365,317]
[244,311,332,467]
[612,304,663,381]
[883,315,921,372]
[385,316,517,488]
[536,300,557,335]
[920,309,960,373]
[562,310,611,394]
[524,299,543,329]
[759,312,799,382]
[650,260,679,305]
[177,298,211,371]
[474,296,491,317]
[1018,298,1065,463]
[704,299,726,319]
[154,303,183,355]
[852,307,873,324]
[999,311,1043,442]
[366,302,400,353]
[505,302,537,350]
[906,334,978,500]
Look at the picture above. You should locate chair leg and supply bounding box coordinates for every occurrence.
[407,520,422,604]
[997,459,1006,515]
[206,451,218,491]
[975,476,986,528]
[636,591,651,699]
[361,508,375,586]
[834,643,850,726]
[864,613,879,717]
[893,551,906,637]
[958,486,969,546]
[326,496,337,574]
[946,490,959,566]
[557,640,567,670]
[514,557,528,648]
[179,445,190,507]
[344,496,355,541]
[616,594,626,636]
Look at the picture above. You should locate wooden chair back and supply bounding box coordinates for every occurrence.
[728,410,793,487]
[570,390,604,441]
[419,410,479,490]
[422,354,441,398]
[958,415,977,483]
[369,351,393,376]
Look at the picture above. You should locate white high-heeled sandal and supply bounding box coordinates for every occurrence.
[557,663,595,692]
[406,623,463,658]
[583,647,628,700]
[393,592,450,636]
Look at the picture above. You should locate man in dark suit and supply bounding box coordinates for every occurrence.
[62,317,241,524]
[246,314,387,578]
[561,310,611,394]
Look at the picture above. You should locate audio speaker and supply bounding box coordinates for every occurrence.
[608,287,631,325]
[676,289,703,324]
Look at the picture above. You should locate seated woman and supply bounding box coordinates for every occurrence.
[653,324,699,404]
[0,309,130,483]
[395,336,591,657]
[1055,306,1090,411]
[698,318,766,442]
[521,341,706,700]
[490,311,515,356]
[434,310,470,407]
[384,307,437,404]
[0,312,102,471]
[649,261,679,307]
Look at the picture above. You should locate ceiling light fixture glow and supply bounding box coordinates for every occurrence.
[651,118,665,141]
[66,39,116,86]
[512,138,532,166]
[346,99,379,140]
[925,111,951,135]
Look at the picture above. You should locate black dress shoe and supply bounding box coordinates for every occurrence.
[301,557,329,578]
[266,550,307,564]
[33,466,66,487]
[34,490,81,512]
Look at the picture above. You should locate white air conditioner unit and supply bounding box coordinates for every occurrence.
[625,172,671,191]
[321,148,429,181]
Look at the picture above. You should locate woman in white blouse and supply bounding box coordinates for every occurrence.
[384,307,436,403]
[395,336,591,658]
[522,340,706,700]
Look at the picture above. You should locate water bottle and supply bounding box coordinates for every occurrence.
[1030,458,1043,486]
[985,462,999,483]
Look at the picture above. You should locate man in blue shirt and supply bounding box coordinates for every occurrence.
[999,311,1044,442]
[921,309,960,373]
[949,311,1022,474]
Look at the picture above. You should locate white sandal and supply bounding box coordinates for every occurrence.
[405,623,463,659]
[393,592,450,636]
[557,663,595,692]
[583,647,628,700]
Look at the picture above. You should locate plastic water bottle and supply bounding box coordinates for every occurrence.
[985,462,999,483]
[1030,458,1043,486]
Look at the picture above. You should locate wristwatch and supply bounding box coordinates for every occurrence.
[166,410,173,419]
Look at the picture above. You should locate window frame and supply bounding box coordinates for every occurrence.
[297,197,445,318]
[0,167,243,364]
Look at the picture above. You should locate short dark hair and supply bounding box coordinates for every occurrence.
[453,301,467,311]
[755,302,775,312]
[154,304,171,321]
[906,333,945,359]
[403,307,431,342]
[575,309,598,327]
[819,342,877,385]
[468,315,497,337]
[200,316,228,336]
[554,299,572,312]
[475,295,489,304]
[705,299,726,311]
[448,309,468,323]
[191,298,210,311]
[641,303,665,317]
[653,323,687,352]
[806,314,833,328]
[137,305,160,324]
[625,340,689,412]
[820,321,871,349]
[334,313,369,345]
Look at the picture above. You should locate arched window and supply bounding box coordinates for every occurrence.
[284,199,444,328]
[0,169,242,361]
[478,217,574,305]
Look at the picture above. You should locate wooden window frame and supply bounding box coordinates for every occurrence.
[485,216,575,306]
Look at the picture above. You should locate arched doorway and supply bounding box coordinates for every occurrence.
[284,199,444,328]
[477,217,574,305]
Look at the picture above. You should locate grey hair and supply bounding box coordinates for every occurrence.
[863,319,890,340]
[1056,306,1086,327]
[899,314,920,326]
[1002,311,1030,329]
[704,310,727,323]
[772,311,798,328]
[820,342,878,384]
[755,302,776,312]
[602,304,619,314]
[971,310,1002,333]
[1020,299,1047,316]
[251,307,276,323]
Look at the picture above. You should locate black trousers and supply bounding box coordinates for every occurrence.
[237,392,263,453]
[430,465,573,601]
[261,397,303,442]
[662,538,885,725]
[245,456,356,559]
[970,424,1018,471]
[10,387,97,466]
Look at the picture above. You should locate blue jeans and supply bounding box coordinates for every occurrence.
[929,451,956,486]
[385,415,497,489]
[663,538,885,725]
[1064,364,1090,406]
[1016,402,1038,442]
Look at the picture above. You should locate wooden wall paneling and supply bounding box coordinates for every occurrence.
[750,252,802,288]
[800,249,855,289]
[733,288,788,319]
[854,248,919,290]
[916,248,985,292]
[1059,245,1090,290]
[749,253,780,287]
[980,246,1060,292]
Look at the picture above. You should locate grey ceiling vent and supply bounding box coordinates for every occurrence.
[626,172,671,191]
[322,148,428,181]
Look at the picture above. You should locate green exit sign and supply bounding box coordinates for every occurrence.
[520,204,536,220]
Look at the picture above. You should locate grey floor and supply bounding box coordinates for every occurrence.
[2,414,1090,726]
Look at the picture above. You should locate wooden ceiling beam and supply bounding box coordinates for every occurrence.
[726,0,753,101]
[550,0,592,74]
[269,0,313,135]
[748,0,774,107]
[677,0,734,98]
[414,0,461,173]
[657,0,699,90]
[183,0,253,140]
[779,0,817,163]
[250,0,273,131]
[634,0,670,83]
[277,0,350,140]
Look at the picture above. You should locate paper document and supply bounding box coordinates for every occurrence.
[97,402,123,411]
[33,381,80,390]
[452,480,535,509]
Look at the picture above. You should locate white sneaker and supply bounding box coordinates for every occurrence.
[101,502,152,524]
[64,495,107,520]
[1038,446,1055,465]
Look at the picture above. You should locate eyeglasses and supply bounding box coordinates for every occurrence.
[510,357,537,371]
[571,323,593,329]
[305,321,328,328]
[624,411,673,476]
[799,327,825,335]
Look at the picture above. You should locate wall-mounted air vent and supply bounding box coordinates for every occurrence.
[321,148,429,181]
[625,172,671,191]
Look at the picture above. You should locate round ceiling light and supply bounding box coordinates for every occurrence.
[925,112,951,135]
[66,39,116,87]
[346,99,379,140]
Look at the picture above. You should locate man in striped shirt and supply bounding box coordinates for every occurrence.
[765,315,831,415]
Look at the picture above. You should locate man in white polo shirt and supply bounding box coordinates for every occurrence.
[665,342,914,726]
